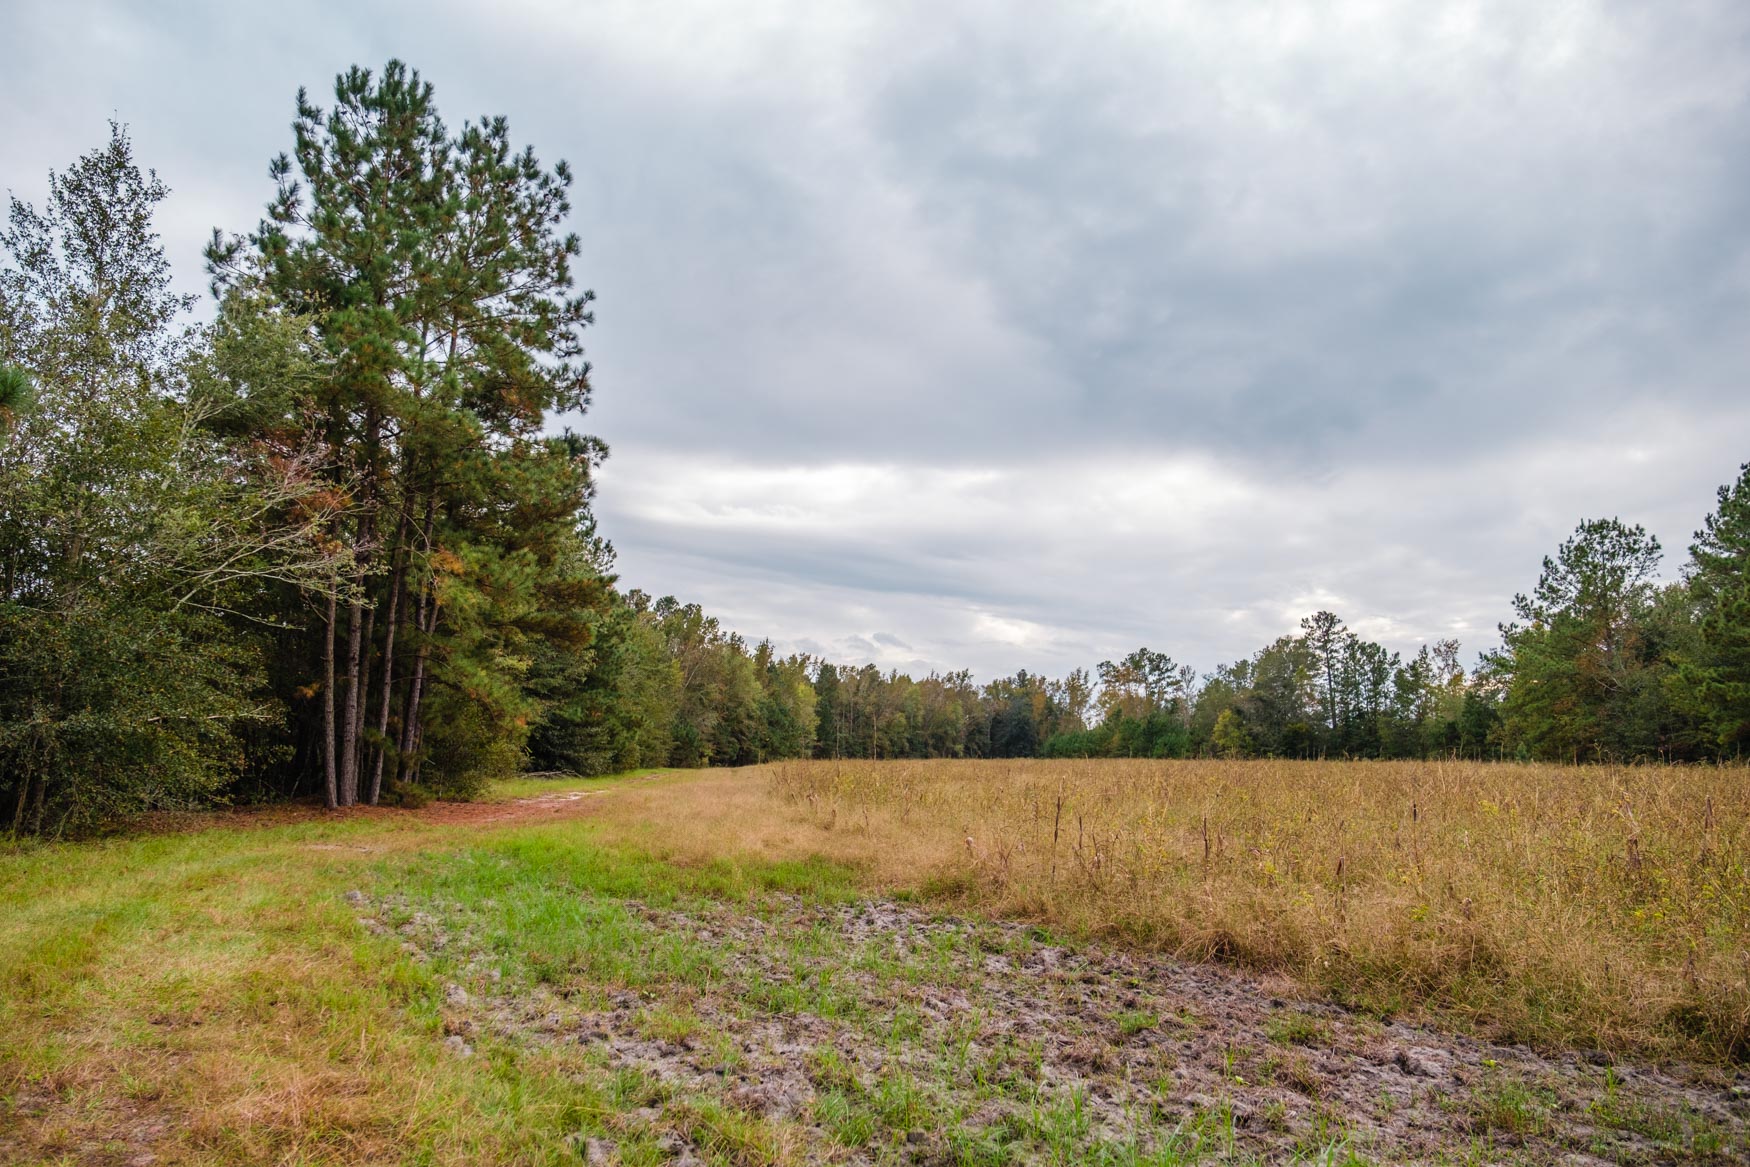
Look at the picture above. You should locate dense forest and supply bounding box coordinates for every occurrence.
[3,64,1748,835]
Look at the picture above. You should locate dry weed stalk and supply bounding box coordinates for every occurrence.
[733,756,1750,1062]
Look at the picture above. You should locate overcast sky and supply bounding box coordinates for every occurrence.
[7,1,1748,679]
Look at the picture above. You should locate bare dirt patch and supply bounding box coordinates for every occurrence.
[414,786,621,828]
[136,776,665,838]
[372,889,1750,1164]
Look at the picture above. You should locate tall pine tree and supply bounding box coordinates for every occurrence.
[209,61,606,803]
[1678,463,1750,753]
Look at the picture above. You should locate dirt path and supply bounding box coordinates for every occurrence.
[371,888,1750,1165]
[415,786,617,827]
[141,775,670,836]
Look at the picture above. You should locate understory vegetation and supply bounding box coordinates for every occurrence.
[3,57,1749,841]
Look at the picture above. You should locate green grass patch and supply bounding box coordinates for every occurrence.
[0,795,864,1165]
[1266,1010,1335,1048]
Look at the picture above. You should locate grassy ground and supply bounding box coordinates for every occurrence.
[693,758,1749,1063]
[1,762,1746,1165]
[0,775,849,1165]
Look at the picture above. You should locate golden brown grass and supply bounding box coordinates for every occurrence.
[596,758,1750,1064]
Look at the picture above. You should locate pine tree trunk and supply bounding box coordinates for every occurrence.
[397,497,437,786]
[355,598,377,787]
[339,590,365,806]
[340,415,386,807]
[398,579,427,781]
[408,702,428,786]
[322,592,338,810]
[366,514,410,806]
[401,592,436,786]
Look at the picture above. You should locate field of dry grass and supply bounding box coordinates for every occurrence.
[597,758,1750,1064]
[5,761,1747,1165]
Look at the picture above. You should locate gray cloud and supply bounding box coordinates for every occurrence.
[5,0,1746,678]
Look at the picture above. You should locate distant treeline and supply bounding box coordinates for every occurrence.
[551,499,1746,772]
[3,64,1748,835]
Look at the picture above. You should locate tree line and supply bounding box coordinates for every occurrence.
[532,492,1748,773]
[3,62,1747,835]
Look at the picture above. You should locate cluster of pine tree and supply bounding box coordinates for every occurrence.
[3,62,1747,836]
[2,67,614,832]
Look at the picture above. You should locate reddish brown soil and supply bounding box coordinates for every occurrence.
[138,778,659,837]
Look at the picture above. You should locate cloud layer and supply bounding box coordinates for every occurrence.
[6,0,1747,677]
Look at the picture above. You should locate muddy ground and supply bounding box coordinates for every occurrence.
[365,884,1750,1165]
